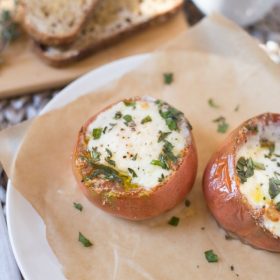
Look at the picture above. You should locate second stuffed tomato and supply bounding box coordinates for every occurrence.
[203,113,280,252]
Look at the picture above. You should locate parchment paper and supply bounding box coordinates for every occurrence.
[1,14,280,280]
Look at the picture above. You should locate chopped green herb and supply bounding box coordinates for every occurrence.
[105,158,116,167]
[204,250,218,263]
[123,114,133,125]
[187,121,193,131]
[213,116,229,133]
[253,160,265,170]
[151,157,169,170]
[185,199,191,207]
[159,105,183,131]
[245,124,258,133]
[114,111,122,119]
[208,98,219,108]
[277,163,280,167]
[158,131,171,142]
[103,126,107,134]
[163,73,174,85]
[73,202,83,211]
[105,148,115,166]
[132,154,138,161]
[168,216,180,226]
[234,105,240,112]
[225,233,233,240]
[166,118,177,130]
[162,141,177,163]
[269,177,280,199]
[276,202,280,211]
[106,148,113,157]
[123,100,136,108]
[78,232,93,247]
[128,168,137,178]
[158,173,165,182]
[141,115,152,124]
[91,147,101,162]
[92,128,102,139]
[260,138,275,155]
[236,157,255,183]
[151,139,177,170]
[89,164,123,183]
[108,123,117,131]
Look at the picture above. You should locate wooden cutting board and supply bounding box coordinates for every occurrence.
[0,12,188,98]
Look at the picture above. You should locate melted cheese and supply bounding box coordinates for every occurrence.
[86,97,190,190]
[237,123,280,237]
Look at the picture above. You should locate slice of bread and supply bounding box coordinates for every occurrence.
[20,0,101,46]
[35,0,184,66]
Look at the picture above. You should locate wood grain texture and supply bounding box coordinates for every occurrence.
[0,12,187,98]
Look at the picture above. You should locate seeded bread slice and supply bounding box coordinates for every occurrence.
[20,0,101,46]
[35,0,184,66]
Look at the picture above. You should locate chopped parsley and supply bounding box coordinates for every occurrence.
[185,199,191,207]
[123,99,136,108]
[158,131,171,142]
[103,126,107,134]
[78,232,93,247]
[108,123,117,131]
[158,173,165,182]
[236,157,254,183]
[260,138,275,155]
[123,114,133,126]
[92,128,102,139]
[151,140,178,170]
[162,141,177,163]
[141,115,152,124]
[89,164,123,183]
[245,124,258,133]
[276,202,280,211]
[105,158,116,167]
[105,148,115,167]
[268,177,280,199]
[151,157,169,170]
[208,98,219,108]
[236,157,265,182]
[213,116,229,133]
[73,202,83,211]
[132,154,138,161]
[168,216,180,226]
[114,111,122,119]
[91,147,101,162]
[157,101,183,131]
[105,148,112,157]
[204,250,218,263]
[163,73,174,85]
[128,168,137,178]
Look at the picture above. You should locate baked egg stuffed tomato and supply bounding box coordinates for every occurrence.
[203,113,280,252]
[72,96,197,220]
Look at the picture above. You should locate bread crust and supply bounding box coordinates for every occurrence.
[20,0,101,46]
[34,2,184,67]
[203,113,280,252]
[72,97,198,220]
